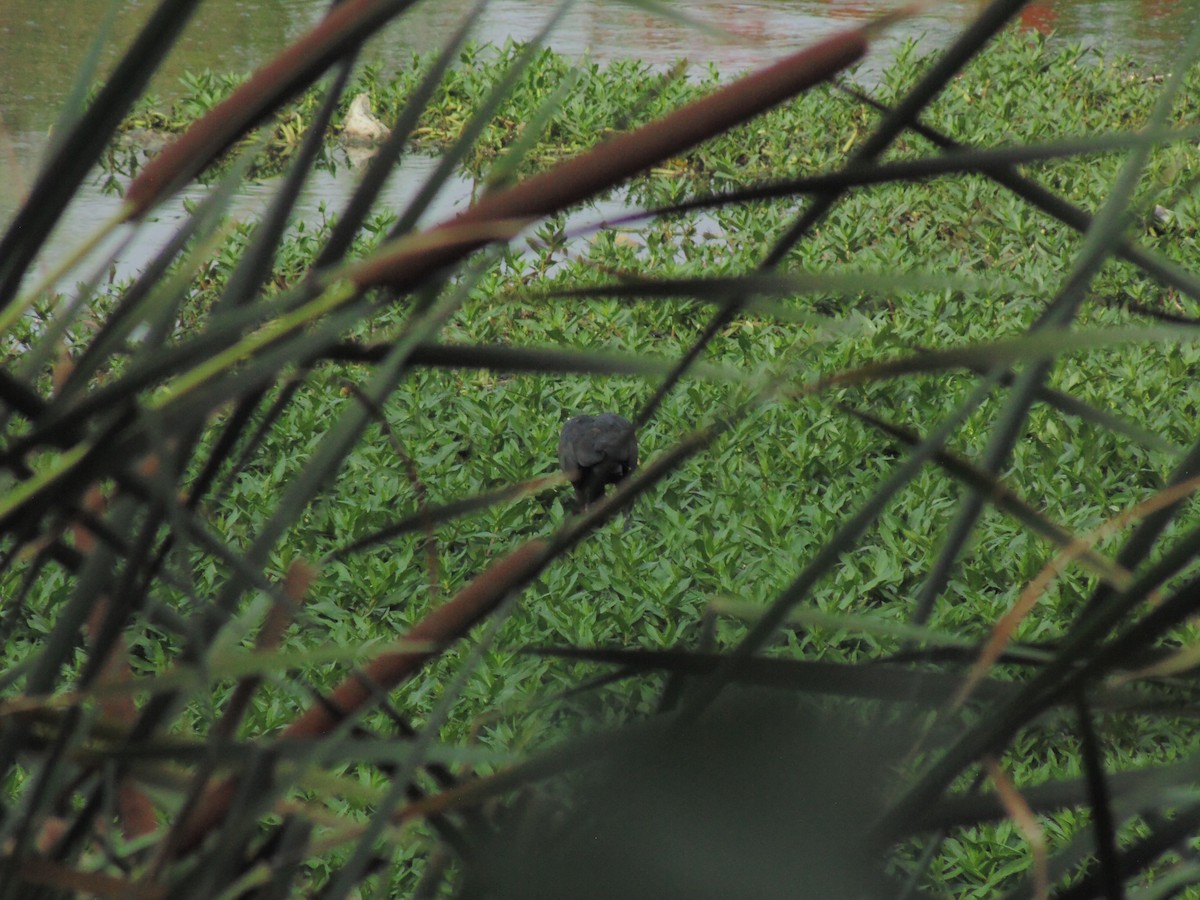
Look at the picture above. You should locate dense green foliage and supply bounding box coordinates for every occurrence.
[6,5,1200,897]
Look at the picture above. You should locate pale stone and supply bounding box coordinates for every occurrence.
[342,93,389,144]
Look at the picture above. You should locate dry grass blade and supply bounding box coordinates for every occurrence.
[327,474,563,562]
[526,645,1017,704]
[10,857,165,900]
[123,0,420,216]
[353,24,871,290]
[818,326,1200,391]
[1112,643,1200,684]
[215,560,316,740]
[837,81,1200,304]
[292,540,547,734]
[326,340,725,380]
[390,722,656,827]
[953,476,1200,709]
[342,382,441,596]
[845,405,1127,585]
[173,539,547,854]
[72,483,157,843]
[983,756,1049,900]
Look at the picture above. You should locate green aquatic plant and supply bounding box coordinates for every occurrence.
[4,0,1200,896]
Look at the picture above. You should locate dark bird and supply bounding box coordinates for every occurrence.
[558,413,638,511]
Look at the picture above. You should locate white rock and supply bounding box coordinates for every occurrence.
[342,93,389,144]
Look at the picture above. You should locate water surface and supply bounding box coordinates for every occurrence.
[3,0,1197,281]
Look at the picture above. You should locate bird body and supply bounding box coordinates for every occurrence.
[558,413,638,510]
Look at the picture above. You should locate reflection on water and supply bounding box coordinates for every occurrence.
[28,154,478,287]
[6,0,1199,138]
[2,0,1199,283]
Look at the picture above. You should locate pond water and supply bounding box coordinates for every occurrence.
[3,0,1199,282]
